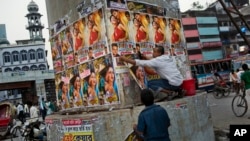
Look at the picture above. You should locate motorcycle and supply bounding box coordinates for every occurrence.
[11,118,47,141]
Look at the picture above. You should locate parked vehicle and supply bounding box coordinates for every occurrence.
[11,118,47,141]
[0,101,16,140]
[191,59,231,92]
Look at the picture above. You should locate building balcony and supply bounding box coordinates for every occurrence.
[202,41,222,48]
[0,70,55,83]
[186,42,201,49]
[182,17,197,25]
[200,38,221,43]
[198,27,220,35]
[184,30,199,38]
[196,17,218,24]
[188,54,203,61]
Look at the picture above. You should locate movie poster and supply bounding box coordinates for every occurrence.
[50,0,188,110]
[51,5,123,110]
[167,18,186,51]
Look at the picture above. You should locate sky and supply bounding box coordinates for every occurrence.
[0,0,216,69]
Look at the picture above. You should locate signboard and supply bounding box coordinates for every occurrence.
[45,118,95,141]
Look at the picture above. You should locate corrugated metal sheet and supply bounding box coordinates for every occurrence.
[202,50,223,60]
[196,17,218,24]
[182,18,197,25]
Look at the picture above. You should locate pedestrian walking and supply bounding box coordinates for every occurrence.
[133,89,171,141]
[29,102,39,122]
[229,69,238,92]
[40,98,47,121]
[236,68,244,94]
[24,103,30,117]
[17,102,25,124]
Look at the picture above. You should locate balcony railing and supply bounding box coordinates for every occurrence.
[0,70,55,83]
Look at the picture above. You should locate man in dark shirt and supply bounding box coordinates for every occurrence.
[133,89,171,141]
[241,64,250,119]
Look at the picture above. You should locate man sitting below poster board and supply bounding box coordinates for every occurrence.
[120,45,184,98]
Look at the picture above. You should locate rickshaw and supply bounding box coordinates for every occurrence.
[0,101,16,140]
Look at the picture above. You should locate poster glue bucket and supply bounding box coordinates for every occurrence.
[181,79,195,96]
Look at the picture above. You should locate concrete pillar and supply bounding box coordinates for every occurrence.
[46,93,215,141]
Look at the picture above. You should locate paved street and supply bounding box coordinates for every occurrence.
[207,91,250,130]
[2,117,45,141]
[3,91,250,141]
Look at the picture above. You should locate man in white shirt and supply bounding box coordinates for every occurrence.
[30,104,39,118]
[236,68,244,94]
[120,45,183,95]
[17,103,25,124]
[24,103,30,117]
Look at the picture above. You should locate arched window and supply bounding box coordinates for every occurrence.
[38,64,46,70]
[30,65,38,70]
[3,52,11,63]
[13,67,21,72]
[22,66,29,71]
[37,49,44,59]
[12,51,19,62]
[29,49,36,60]
[4,68,12,72]
[21,50,28,61]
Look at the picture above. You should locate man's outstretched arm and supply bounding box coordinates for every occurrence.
[120,56,136,65]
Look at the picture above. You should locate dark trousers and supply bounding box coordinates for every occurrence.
[41,109,47,121]
[18,111,25,124]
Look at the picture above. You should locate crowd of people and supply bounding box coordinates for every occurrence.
[13,98,57,123]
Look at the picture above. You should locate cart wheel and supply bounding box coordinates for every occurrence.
[10,126,22,141]
[213,89,223,99]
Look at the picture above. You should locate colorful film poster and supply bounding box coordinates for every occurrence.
[51,6,121,110]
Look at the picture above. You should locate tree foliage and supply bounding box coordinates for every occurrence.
[191,1,204,10]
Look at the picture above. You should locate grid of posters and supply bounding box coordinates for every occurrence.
[50,0,187,110]
[51,7,120,110]
[105,0,187,90]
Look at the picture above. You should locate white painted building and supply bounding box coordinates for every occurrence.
[0,0,55,104]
